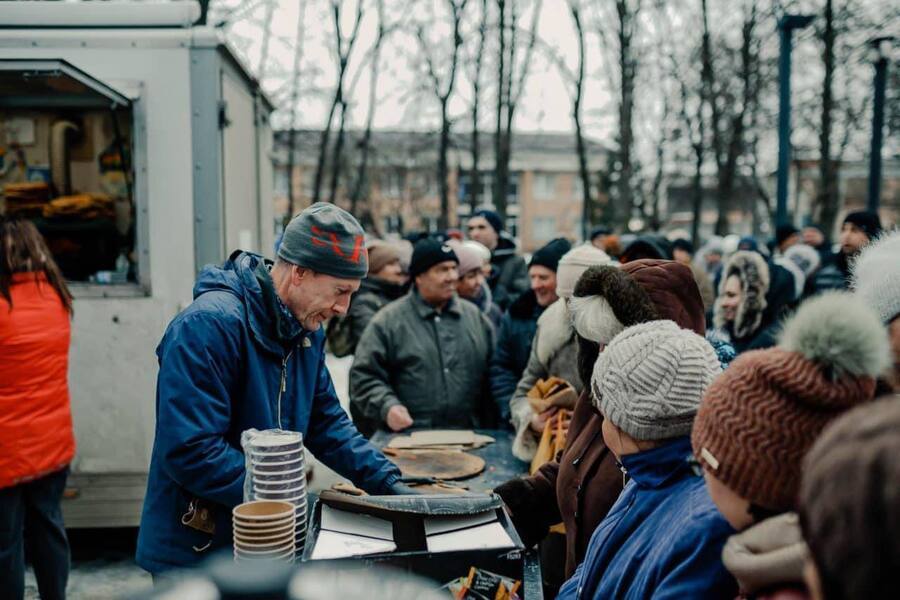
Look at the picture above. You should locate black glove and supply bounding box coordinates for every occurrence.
[385,481,425,495]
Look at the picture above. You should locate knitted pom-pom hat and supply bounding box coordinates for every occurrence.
[692,291,890,511]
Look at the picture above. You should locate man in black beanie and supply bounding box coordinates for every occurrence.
[466,209,529,310]
[489,237,571,424]
[350,238,495,434]
[814,210,883,293]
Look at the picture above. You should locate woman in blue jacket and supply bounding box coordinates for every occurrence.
[558,320,736,599]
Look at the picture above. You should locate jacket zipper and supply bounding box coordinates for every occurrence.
[276,349,294,429]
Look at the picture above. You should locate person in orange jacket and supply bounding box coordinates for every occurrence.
[0,218,75,600]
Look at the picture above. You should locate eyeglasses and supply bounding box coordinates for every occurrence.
[686,455,704,478]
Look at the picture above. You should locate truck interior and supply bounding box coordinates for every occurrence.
[0,59,136,283]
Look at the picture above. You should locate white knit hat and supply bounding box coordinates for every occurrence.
[592,320,721,441]
[851,229,900,324]
[555,243,614,298]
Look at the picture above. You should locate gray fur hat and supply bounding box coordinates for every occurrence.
[713,251,769,338]
[851,229,900,324]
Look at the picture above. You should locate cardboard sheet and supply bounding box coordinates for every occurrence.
[423,511,498,536]
[320,504,393,541]
[425,521,516,553]
[310,530,397,560]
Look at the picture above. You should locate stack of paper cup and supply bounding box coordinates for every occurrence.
[246,432,308,554]
[232,500,295,563]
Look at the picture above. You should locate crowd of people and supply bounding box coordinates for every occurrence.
[1,201,897,599]
[329,206,899,599]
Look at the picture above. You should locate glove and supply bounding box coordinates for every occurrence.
[385,481,425,495]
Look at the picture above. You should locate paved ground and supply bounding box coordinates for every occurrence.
[24,355,355,599]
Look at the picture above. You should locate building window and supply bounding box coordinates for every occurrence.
[572,174,584,200]
[507,172,520,205]
[532,216,556,242]
[533,173,557,201]
[274,168,289,196]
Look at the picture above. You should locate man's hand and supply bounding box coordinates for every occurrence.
[549,410,572,438]
[530,406,559,433]
[386,405,414,431]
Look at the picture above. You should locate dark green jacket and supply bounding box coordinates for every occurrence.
[349,290,495,434]
[327,277,406,356]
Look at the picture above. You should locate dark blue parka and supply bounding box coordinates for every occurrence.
[136,251,401,573]
[557,437,737,599]
[488,290,543,423]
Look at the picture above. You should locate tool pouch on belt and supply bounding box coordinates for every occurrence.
[181,497,216,535]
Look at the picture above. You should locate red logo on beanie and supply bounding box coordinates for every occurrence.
[310,226,367,265]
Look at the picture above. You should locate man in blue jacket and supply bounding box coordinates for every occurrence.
[136,203,406,574]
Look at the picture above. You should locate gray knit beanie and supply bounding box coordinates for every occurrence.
[278,202,368,279]
[592,320,721,441]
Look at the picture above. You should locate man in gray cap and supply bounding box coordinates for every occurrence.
[137,203,410,575]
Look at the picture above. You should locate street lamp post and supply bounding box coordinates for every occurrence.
[775,14,814,228]
[867,36,894,213]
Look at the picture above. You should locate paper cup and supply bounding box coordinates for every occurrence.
[253,478,305,493]
[233,520,295,538]
[234,543,294,557]
[233,500,294,523]
[254,490,306,503]
[249,448,304,463]
[251,466,305,482]
[234,548,294,562]
[234,532,295,550]
[247,432,303,453]
[250,458,304,473]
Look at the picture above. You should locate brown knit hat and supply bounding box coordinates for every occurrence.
[367,241,400,276]
[691,292,890,511]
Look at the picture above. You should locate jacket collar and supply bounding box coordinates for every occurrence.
[410,288,461,319]
[618,436,694,489]
[360,276,408,300]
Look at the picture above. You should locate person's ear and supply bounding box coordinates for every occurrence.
[292,266,310,284]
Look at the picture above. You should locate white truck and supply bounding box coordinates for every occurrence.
[0,0,275,527]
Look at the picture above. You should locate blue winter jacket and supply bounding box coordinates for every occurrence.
[488,290,543,422]
[557,437,737,599]
[136,251,401,573]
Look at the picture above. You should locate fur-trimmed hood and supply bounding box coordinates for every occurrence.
[714,251,770,339]
[534,298,574,365]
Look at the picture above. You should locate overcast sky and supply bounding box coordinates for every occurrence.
[212,0,897,165]
[215,0,621,137]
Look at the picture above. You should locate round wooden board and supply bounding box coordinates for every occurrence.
[384,449,485,480]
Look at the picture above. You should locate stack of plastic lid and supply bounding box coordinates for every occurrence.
[232,500,296,563]
[246,432,308,555]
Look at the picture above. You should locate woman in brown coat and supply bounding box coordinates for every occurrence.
[495,259,708,583]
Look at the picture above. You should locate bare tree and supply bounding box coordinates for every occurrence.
[285,0,308,226]
[468,0,489,213]
[311,0,365,204]
[565,0,593,240]
[614,0,640,229]
[349,0,390,228]
[492,0,542,221]
[416,0,470,230]
[699,0,761,236]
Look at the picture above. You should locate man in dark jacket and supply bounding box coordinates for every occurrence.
[136,203,406,575]
[350,239,495,434]
[489,237,571,423]
[326,240,407,357]
[813,210,882,293]
[466,209,528,309]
